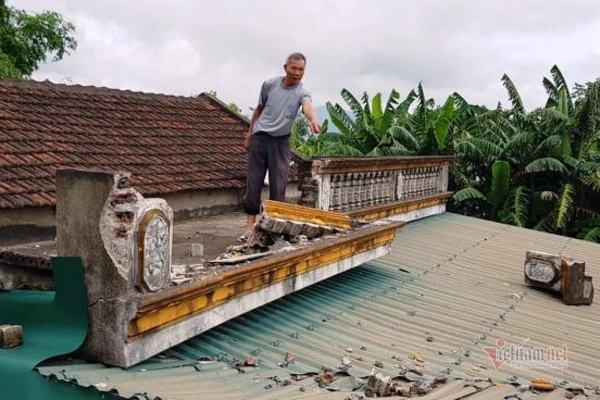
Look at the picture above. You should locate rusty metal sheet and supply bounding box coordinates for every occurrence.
[38,213,600,399]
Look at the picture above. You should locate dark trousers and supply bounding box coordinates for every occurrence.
[243,132,291,215]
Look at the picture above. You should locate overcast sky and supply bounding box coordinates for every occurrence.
[13,0,600,116]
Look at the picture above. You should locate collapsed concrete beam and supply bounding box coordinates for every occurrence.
[124,223,399,364]
[55,168,403,367]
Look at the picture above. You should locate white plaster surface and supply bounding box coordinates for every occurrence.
[388,204,446,222]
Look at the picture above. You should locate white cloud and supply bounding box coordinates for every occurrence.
[12,0,600,114]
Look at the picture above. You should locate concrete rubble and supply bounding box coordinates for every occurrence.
[208,213,350,266]
[0,324,23,348]
[524,250,594,305]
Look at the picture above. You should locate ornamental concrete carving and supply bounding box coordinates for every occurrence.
[524,250,594,305]
[97,172,173,292]
[137,209,171,292]
[296,155,453,222]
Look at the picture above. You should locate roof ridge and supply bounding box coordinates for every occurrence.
[199,92,250,125]
[0,78,204,102]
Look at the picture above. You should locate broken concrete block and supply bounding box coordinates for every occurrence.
[259,217,276,232]
[301,224,323,239]
[287,222,304,236]
[562,259,594,305]
[0,324,23,348]
[366,370,392,396]
[269,219,287,234]
[524,251,594,305]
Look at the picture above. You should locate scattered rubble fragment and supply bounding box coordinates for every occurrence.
[410,352,424,363]
[530,377,555,391]
[315,367,336,387]
[341,357,352,367]
[0,324,22,348]
[244,356,257,367]
[278,352,295,368]
[364,368,441,397]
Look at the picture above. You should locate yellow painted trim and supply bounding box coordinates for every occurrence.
[346,192,452,221]
[263,200,352,229]
[127,223,402,338]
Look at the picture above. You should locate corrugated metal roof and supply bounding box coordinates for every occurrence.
[38,213,600,399]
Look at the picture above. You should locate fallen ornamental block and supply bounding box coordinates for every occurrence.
[524,251,594,305]
[0,324,23,348]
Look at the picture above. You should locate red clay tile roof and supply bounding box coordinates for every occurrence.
[0,79,251,209]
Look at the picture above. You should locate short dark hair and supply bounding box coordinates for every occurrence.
[285,52,306,65]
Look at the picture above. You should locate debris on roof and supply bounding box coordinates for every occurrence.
[36,213,600,399]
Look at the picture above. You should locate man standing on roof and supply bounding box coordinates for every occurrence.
[242,52,320,238]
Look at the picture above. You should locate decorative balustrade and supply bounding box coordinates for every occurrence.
[295,155,453,220]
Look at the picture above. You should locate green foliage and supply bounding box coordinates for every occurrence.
[307,85,458,158]
[453,187,488,203]
[452,66,600,239]
[500,186,529,227]
[291,115,342,157]
[577,226,600,242]
[0,1,76,78]
[294,65,600,241]
[501,74,525,114]
[488,160,510,208]
[0,51,20,78]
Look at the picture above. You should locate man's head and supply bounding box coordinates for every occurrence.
[283,52,306,85]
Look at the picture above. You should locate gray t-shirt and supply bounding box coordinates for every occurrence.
[253,76,311,137]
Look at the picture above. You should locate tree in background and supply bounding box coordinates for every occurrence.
[0,0,76,79]
[293,67,600,242]
[204,89,244,115]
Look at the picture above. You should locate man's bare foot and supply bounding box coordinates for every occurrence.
[238,214,258,243]
[246,214,257,231]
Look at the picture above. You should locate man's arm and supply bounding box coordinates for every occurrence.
[302,100,321,134]
[244,105,263,151]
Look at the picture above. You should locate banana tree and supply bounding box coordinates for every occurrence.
[324,88,416,156]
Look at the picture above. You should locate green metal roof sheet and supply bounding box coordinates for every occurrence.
[38,213,600,399]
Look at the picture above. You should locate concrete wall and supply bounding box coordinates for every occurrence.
[163,188,243,219]
[0,206,55,228]
[0,184,301,229]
